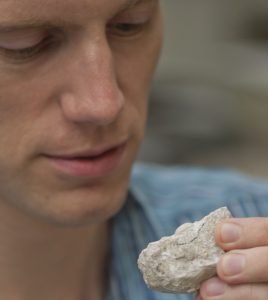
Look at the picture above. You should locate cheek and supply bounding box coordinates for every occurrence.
[0,75,52,167]
[114,31,162,133]
[0,90,27,164]
[116,42,161,92]
[114,23,163,98]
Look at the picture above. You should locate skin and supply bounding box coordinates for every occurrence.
[197,218,268,300]
[3,1,268,299]
[0,0,162,299]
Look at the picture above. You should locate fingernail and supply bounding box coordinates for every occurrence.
[220,223,241,243]
[204,278,225,296]
[222,253,245,276]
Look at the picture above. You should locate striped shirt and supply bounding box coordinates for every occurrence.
[106,163,268,300]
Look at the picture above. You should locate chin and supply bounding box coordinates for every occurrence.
[32,171,131,228]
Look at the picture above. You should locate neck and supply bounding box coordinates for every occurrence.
[0,200,110,300]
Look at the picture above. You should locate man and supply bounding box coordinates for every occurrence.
[0,0,162,298]
[0,0,268,299]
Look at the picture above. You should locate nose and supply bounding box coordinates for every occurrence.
[59,38,124,126]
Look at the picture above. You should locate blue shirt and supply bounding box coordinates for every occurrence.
[106,163,268,300]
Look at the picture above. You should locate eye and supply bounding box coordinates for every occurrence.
[107,0,157,38]
[0,35,57,61]
[107,21,148,37]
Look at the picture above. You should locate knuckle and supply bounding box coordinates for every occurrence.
[244,283,268,300]
[227,284,257,300]
[236,218,268,248]
[259,219,268,243]
[246,247,268,282]
[247,283,255,299]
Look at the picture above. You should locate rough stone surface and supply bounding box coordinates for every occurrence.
[137,207,232,294]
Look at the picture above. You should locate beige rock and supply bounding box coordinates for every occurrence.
[137,207,232,293]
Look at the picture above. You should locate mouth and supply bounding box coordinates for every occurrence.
[44,141,127,179]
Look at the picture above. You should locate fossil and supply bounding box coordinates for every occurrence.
[138,207,232,293]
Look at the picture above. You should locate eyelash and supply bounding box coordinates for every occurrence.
[0,35,56,61]
[107,21,149,37]
[0,21,149,61]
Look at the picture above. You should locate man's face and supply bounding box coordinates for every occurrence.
[0,0,162,226]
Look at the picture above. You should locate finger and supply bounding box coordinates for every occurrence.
[216,247,268,285]
[215,218,268,251]
[200,277,268,300]
[195,293,203,300]
[195,292,200,300]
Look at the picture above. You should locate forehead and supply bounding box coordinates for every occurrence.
[0,0,141,24]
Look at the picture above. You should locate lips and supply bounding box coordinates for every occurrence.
[44,140,127,178]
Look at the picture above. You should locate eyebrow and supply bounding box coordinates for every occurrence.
[0,0,155,33]
[0,19,70,34]
[123,0,154,10]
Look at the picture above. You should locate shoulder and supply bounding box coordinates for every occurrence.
[130,162,260,194]
[129,163,268,233]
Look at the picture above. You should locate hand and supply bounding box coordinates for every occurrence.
[197,217,268,300]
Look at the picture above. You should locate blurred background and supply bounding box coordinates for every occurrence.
[137,0,268,179]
